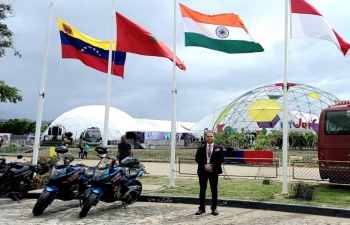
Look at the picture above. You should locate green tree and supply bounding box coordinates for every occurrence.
[0,4,23,103]
[228,131,244,147]
[0,119,35,134]
[223,126,233,135]
[0,80,23,103]
[41,124,48,133]
[253,136,269,150]
[290,131,309,149]
[252,130,281,150]
[214,126,245,148]
[304,131,318,149]
[264,130,281,149]
[214,126,232,147]
[0,3,21,57]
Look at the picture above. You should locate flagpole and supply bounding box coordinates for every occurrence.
[282,0,291,194]
[32,1,53,165]
[169,0,178,187]
[103,0,115,146]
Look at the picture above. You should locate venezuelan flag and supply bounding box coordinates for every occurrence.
[58,18,126,78]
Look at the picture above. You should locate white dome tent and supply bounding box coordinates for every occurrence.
[44,105,141,141]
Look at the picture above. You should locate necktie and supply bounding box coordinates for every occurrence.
[207,144,211,157]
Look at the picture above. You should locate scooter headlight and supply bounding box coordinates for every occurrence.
[50,167,66,179]
[93,169,108,180]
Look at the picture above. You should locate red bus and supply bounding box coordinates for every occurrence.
[318,100,350,183]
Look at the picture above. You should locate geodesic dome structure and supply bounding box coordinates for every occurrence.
[191,83,340,134]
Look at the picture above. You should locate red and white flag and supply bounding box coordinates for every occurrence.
[291,0,350,56]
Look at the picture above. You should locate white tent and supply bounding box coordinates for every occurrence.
[134,118,194,133]
[44,105,196,141]
[44,105,140,141]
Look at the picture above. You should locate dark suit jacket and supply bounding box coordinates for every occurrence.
[195,144,224,175]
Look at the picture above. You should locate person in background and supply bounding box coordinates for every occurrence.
[83,143,90,159]
[226,144,234,157]
[116,135,132,164]
[194,131,224,216]
[13,155,28,163]
[78,140,84,159]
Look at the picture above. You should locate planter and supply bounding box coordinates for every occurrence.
[243,150,273,165]
[224,150,244,164]
[224,150,273,165]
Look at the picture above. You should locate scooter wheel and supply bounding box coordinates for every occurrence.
[79,193,98,218]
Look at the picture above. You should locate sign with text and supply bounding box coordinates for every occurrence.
[280,118,318,132]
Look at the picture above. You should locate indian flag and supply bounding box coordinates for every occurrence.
[179,4,264,54]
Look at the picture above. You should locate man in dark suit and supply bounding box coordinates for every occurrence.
[195,131,224,216]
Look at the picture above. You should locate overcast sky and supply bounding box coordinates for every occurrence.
[1,0,349,124]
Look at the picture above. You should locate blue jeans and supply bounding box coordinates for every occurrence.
[79,150,83,159]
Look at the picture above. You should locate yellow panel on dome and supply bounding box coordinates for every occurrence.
[247,99,282,122]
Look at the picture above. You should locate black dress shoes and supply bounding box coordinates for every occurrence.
[195,209,205,215]
[211,209,219,216]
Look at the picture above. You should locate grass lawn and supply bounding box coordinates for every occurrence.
[139,175,350,209]
[1,147,198,161]
[2,147,318,163]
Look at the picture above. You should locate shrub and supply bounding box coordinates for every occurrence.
[30,155,59,190]
[31,173,50,190]
[9,142,19,148]
[36,155,59,175]
[289,182,316,201]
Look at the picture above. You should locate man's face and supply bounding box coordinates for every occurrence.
[206,132,214,144]
[121,137,126,143]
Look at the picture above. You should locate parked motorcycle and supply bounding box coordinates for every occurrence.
[32,146,94,216]
[0,155,38,202]
[79,146,144,217]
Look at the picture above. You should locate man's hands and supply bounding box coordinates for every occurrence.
[204,164,212,172]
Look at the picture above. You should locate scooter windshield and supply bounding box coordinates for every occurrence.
[55,157,72,168]
[97,158,113,170]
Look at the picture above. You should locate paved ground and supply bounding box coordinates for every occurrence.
[2,156,350,224]
[1,198,350,225]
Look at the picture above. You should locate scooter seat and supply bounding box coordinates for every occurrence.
[10,165,30,175]
[0,166,6,173]
[124,168,143,179]
[11,162,27,169]
[84,167,94,178]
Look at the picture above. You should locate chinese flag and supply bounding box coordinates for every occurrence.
[116,12,186,70]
